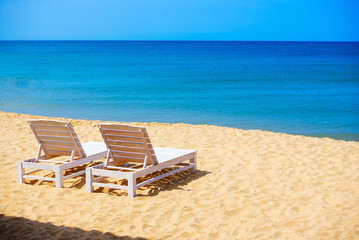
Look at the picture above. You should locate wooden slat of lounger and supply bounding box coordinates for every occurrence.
[41,140,74,147]
[111,150,146,157]
[110,138,148,145]
[105,135,146,142]
[29,120,70,126]
[100,124,144,132]
[108,141,146,148]
[35,128,80,139]
[39,131,81,140]
[37,135,74,142]
[107,138,145,144]
[109,145,147,153]
[31,125,69,132]
[102,130,143,138]
[32,130,73,137]
[109,147,155,158]
[29,120,68,127]
[30,122,72,128]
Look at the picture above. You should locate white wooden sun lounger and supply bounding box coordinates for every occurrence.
[86,123,197,198]
[17,120,107,187]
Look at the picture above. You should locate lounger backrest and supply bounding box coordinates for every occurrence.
[98,123,158,166]
[28,120,86,158]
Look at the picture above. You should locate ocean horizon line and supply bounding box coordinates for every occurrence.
[1,40,359,43]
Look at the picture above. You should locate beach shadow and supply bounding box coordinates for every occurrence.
[25,162,102,189]
[96,168,210,197]
[23,163,210,197]
[145,169,210,197]
[0,214,148,240]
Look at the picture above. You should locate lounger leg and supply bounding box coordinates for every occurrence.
[128,174,136,198]
[86,167,94,192]
[55,166,64,188]
[17,162,25,183]
[190,152,197,173]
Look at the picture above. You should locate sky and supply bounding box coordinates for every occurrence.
[0,0,358,41]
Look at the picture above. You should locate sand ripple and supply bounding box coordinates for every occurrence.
[0,111,359,239]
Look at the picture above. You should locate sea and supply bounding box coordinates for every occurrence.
[0,41,358,141]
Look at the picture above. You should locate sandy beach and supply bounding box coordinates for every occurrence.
[0,111,358,239]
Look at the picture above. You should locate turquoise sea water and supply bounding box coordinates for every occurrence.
[0,41,358,141]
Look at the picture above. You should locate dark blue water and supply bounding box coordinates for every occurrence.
[0,41,358,141]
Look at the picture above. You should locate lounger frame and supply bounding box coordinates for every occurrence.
[17,120,107,187]
[86,124,197,198]
[86,151,196,198]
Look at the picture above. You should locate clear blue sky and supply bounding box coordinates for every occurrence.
[0,0,358,41]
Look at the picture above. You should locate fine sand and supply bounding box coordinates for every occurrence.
[0,111,359,239]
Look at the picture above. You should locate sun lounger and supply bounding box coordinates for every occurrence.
[17,120,107,187]
[86,123,197,198]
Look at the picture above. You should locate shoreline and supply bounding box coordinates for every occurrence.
[1,110,356,143]
[1,111,359,239]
